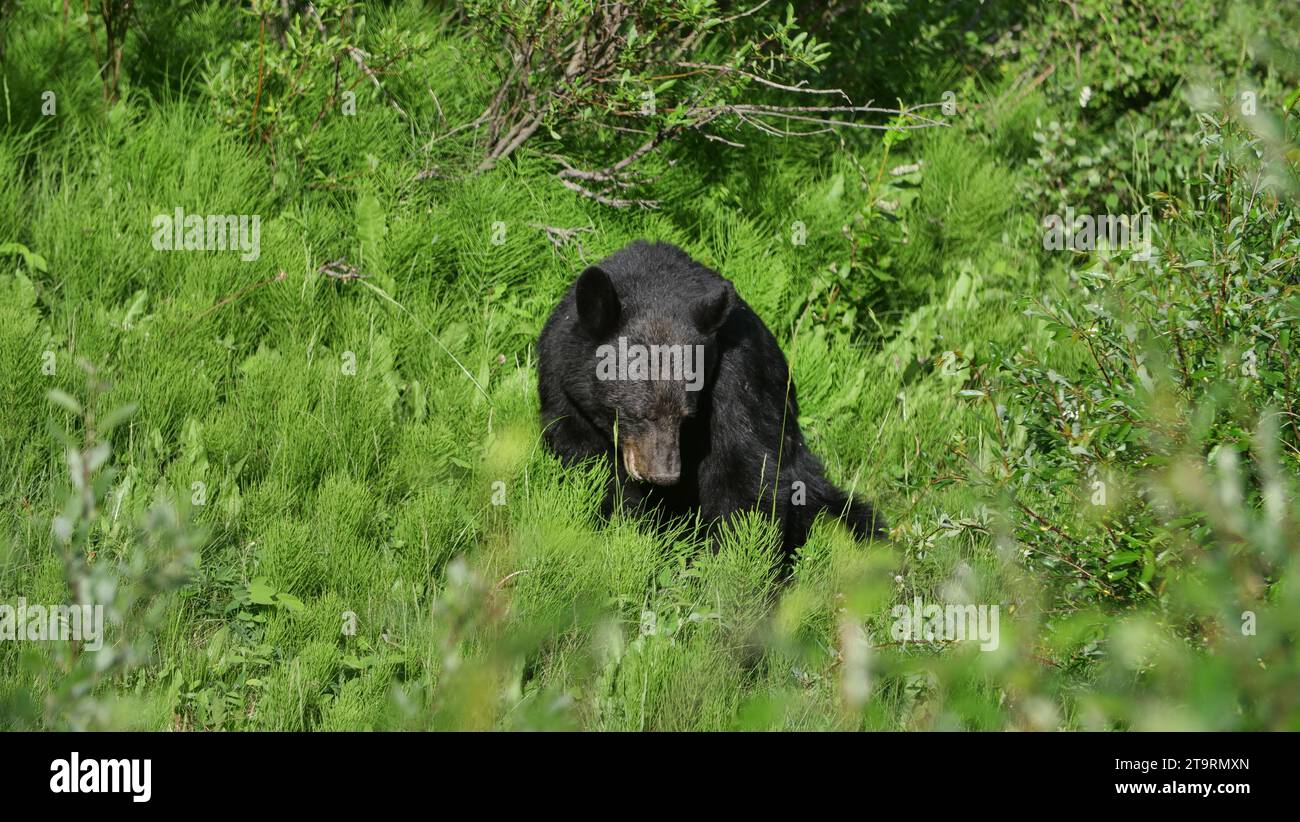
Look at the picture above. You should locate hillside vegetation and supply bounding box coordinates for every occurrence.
[1,0,1298,730]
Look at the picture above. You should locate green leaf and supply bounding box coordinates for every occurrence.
[276,592,306,613]
[0,241,48,272]
[47,389,82,416]
[99,403,138,433]
[248,577,277,606]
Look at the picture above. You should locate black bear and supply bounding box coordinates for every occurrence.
[537,240,884,557]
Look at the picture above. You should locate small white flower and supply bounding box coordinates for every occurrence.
[1079,86,1093,109]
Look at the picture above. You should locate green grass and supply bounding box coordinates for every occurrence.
[1,0,1296,731]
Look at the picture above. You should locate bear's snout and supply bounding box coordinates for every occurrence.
[621,428,681,486]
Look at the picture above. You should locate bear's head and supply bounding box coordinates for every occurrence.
[575,263,735,486]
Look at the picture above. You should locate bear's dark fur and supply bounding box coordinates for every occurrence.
[538,240,884,556]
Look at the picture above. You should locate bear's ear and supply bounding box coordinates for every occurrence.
[692,281,735,335]
[575,265,620,338]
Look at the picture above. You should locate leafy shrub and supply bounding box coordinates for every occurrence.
[958,114,1299,606]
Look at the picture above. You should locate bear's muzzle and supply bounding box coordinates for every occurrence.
[621,428,680,486]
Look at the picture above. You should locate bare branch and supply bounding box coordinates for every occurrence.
[345,45,409,120]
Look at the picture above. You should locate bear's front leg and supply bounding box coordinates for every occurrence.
[540,395,608,466]
[696,454,788,550]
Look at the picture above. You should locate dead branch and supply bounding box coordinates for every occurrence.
[450,2,950,207]
[529,222,596,253]
[318,258,367,281]
[345,45,409,120]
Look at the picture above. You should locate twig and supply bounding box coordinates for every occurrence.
[345,45,409,120]
[528,222,595,252]
[557,177,658,209]
[172,270,288,337]
[317,257,367,281]
[249,12,267,138]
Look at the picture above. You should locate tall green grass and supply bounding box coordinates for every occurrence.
[1,0,1295,730]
